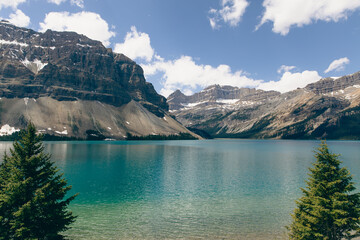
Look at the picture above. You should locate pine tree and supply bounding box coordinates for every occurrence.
[0,123,77,240]
[289,142,360,240]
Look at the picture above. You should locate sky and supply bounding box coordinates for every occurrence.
[1,0,360,97]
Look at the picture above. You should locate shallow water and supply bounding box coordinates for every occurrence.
[1,139,359,239]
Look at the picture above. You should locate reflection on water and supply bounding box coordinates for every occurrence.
[0,140,359,239]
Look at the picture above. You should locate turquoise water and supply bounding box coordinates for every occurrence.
[1,140,360,239]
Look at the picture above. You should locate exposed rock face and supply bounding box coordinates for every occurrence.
[168,84,280,110]
[168,72,360,139]
[0,22,198,139]
[0,98,194,139]
[0,21,167,110]
[305,72,360,94]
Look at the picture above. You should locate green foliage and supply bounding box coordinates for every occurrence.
[186,127,213,139]
[0,131,21,141]
[289,142,360,240]
[85,129,106,140]
[127,132,197,140]
[0,132,81,141]
[0,123,77,240]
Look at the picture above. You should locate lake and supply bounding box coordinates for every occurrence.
[1,139,360,239]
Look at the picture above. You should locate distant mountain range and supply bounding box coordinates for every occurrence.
[168,72,360,139]
[1,21,359,140]
[0,21,196,140]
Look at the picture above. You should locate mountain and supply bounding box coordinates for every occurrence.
[168,72,360,139]
[168,85,280,110]
[0,21,197,139]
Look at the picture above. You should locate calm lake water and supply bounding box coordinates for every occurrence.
[1,139,360,239]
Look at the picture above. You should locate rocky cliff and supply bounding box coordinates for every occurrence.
[168,72,360,139]
[168,84,280,110]
[0,21,197,139]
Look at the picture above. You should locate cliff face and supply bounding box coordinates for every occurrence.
[168,85,280,110]
[168,72,360,140]
[305,72,360,94]
[0,21,167,110]
[0,21,197,139]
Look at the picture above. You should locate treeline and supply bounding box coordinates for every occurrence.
[0,132,198,141]
[0,132,81,141]
[126,132,197,140]
[0,132,21,141]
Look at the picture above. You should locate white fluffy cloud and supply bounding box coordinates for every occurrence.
[0,0,26,10]
[258,0,360,35]
[117,26,322,96]
[0,0,29,28]
[114,26,155,62]
[258,70,322,93]
[209,0,249,29]
[144,57,321,96]
[47,0,66,5]
[7,9,30,27]
[142,56,261,97]
[324,57,350,73]
[39,11,115,47]
[277,65,296,74]
[47,0,83,8]
[70,0,84,8]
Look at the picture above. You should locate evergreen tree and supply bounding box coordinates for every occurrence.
[0,123,77,240]
[289,142,360,240]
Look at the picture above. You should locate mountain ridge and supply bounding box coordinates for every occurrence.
[168,71,360,139]
[0,20,167,110]
[0,21,198,139]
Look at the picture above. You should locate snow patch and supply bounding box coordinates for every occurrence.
[238,101,255,106]
[216,99,239,104]
[345,94,353,100]
[21,58,48,74]
[0,124,20,136]
[76,43,93,48]
[24,97,29,105]
[0,39,28,47]
[181,101,208,108]
[55,130,68,135]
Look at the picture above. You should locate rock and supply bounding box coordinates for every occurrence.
[0,22,167,110]
[0,22,196,139]
[168,84,280,110]
[168,72,360,140]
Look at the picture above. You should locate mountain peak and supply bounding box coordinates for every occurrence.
[305,71,360,94]
[0,23,199,140]
[0,23,167,110]
[167,85,280,110]
[169,71,360,140]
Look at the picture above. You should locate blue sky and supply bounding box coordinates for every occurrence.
[1,0,360,96]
